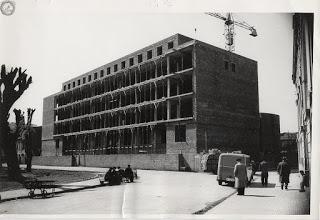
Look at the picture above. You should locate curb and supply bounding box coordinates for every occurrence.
[0,178,103,203]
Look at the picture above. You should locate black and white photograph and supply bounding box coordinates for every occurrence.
[0,1,319,219]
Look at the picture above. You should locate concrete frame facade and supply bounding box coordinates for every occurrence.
[41,34,260,170]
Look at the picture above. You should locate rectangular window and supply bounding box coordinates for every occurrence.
[224,61,229,70]
[68,84,70,89]
[72,82,75,87]
[63,85,66,91]
[138,54,143,63]
[175,125,186,142]
[83,77,86,84]
[231,63,236,72]
[114,64,118,72]
[157,46,163,56]
[121,61,126,69]
[147,50,152,60]
[88,75,92,82]
[168,41,174,49]
[77,79,80,86]
[129,58,134,66]
[100,70,104,77]
[94,72,97,80]
[107,67,111,75]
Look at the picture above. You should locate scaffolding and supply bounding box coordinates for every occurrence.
[53,47,194,155]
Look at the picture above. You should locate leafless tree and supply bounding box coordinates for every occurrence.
[0,65,32,181]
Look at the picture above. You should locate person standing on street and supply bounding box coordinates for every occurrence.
[234,158,247,195]
[125,165,134,183]
[277,157,291,190]
[259,159,269,187]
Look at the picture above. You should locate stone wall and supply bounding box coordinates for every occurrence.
[32,154,180,171]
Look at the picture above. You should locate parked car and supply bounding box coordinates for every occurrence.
[217,153,253,186]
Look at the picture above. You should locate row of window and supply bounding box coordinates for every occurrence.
[63,41,175,91]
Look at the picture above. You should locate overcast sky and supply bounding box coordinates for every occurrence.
[0,1,297,132]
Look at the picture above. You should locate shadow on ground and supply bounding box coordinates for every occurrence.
[248,182,276,188]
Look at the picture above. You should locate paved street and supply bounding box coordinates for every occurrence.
[0,169,235,215]
[0,167,310,217]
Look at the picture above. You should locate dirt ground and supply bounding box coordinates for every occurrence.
[0,167,98,192]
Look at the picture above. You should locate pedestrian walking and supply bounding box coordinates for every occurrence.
[277,157,291,190]
[234,158,247,195]
[259,159,269,187]
[299,170,306,192]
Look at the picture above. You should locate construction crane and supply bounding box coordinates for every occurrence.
[205,13,257,52]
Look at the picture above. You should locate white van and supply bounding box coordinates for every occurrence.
[217,153,253,185]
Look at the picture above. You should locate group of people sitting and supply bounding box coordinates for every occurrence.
[104,165,134,185]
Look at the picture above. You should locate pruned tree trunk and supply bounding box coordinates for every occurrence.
[0,113,23,181]
[0,65,32,181]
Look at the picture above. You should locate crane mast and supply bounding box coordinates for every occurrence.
[205,12,257,52]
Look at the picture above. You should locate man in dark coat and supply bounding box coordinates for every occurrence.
[234,158,247,195]
[259,159,269,187]
[277,157,291,190]
[125,165,134,183]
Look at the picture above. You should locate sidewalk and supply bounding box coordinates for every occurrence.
[0,165,105,202]
[206,171,310,215]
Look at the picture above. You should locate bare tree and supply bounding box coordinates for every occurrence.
[0,65,32,181]
[23,108,36,172]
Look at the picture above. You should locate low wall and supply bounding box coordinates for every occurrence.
[33,156,72,167]
[32,154,179,171]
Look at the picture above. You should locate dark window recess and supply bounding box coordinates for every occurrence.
[175,125,186,142]
[224,61,229,70]
[114,64,118,72]
[72,82,75,87]
[83,77,86,84]
[68,84,70,89]
[129,58,134,66]
[88,75,92,82]
[63,85,66,91]
[147,50,152,60]
[94,72,97,80]
[157,46,163,56]
[107,67,111,75]
[168,41,174,49]
[138,54,143,63]
[121,61,125,69]
[100,70,104,77]
[77,79,80,86]
[231,63,236,72]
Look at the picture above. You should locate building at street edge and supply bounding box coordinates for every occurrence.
[41,33,271,171]
[292,14,313,173]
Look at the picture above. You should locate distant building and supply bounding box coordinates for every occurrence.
[16,126,42,164]
[280,132,298,168]
[259,113,280,166]
[292,13,313,173]
[41,34,260,171]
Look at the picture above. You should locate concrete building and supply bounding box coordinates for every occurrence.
[292,14,313,173]
[259,113,280,166]
[280,132,298,168]
[41,34,260,171]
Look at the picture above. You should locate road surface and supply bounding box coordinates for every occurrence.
[0,170,235,215]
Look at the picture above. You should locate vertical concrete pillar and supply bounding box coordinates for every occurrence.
[167,100,171,120]
[167,56,170,74]
[167,78,170,97]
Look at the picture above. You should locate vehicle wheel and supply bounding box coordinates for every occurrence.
[218,180,222,185]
